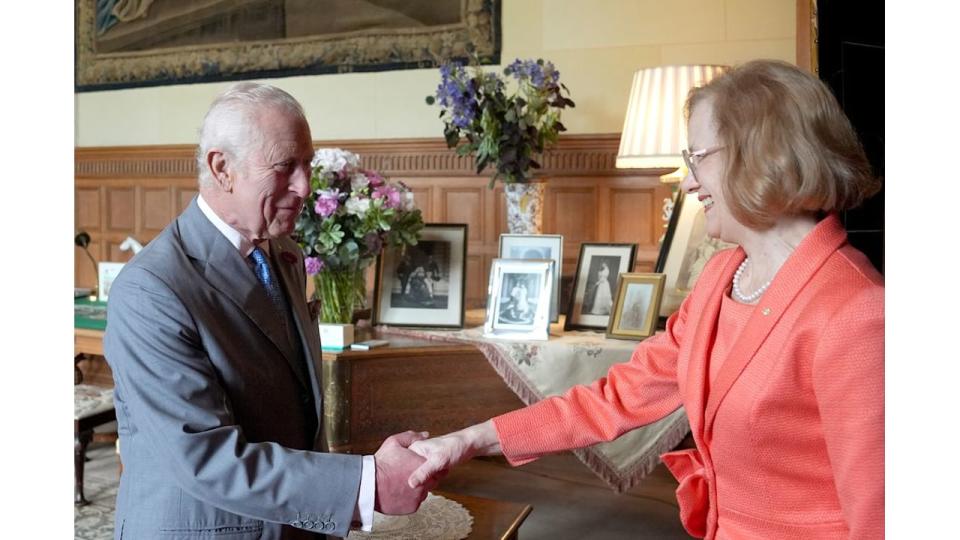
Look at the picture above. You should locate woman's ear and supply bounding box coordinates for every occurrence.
[207,149,234,193]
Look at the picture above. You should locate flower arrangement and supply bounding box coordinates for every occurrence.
[426,58,575,188]
[294,148,424,323]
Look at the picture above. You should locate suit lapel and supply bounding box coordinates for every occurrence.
[701,214,848,436]
[177,200,308,390]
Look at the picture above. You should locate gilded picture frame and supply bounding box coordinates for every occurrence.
[606,273,666,341]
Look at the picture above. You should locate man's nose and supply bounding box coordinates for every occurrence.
[291,163,311,198]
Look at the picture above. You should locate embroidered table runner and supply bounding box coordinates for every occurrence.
[377,310,689,492]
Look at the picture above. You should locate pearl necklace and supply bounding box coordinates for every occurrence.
[732,258,771,303]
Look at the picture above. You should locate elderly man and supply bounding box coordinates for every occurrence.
[104,82,434,539]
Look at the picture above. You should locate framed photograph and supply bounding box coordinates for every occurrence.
[373,224,468,328]
[97,262,125,302]
[483,259,553,341]
[606,273,666,340]
[498,234,563,322]
[656,191,737,319]
[564,243,638,331]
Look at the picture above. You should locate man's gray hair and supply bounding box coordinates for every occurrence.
[196,82,306,187]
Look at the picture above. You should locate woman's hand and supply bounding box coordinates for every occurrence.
[406,420,501,488]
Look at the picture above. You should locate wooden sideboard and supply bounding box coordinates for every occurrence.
[320,329,523,454]
[76,135,674,309]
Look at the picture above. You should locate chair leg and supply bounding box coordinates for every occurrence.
[75,429,93,506]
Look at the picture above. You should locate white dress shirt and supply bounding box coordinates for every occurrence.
[197,195,375,531]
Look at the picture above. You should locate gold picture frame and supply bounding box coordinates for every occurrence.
[606,273,666,341]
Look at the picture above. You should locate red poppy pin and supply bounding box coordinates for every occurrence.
[280,251,298,264]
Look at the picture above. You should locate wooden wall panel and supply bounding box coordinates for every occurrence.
[440,188,484,243]
[76,135,672,311]
[76,188,100,230]
[106,188,136,232]
[142,187,172,232]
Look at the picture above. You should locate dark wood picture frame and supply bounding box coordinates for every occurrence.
[373,223,468,328]
[655,190,736,322]
[564,242,638,331]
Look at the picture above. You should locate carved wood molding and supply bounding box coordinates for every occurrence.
[75,134,677,179]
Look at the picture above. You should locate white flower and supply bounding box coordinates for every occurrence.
[402,191,416,211]
[312,148,360,173]
[350,173,370,192]
[345,196,371,217]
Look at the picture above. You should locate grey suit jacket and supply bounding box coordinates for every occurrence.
[104,199,361,539]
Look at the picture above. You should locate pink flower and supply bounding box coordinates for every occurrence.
[373,184,402,209]
[314,189,340,218]
[304,257,324,275]
[363,169,386,188]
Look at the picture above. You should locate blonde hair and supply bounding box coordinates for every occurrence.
[686,60,879,229]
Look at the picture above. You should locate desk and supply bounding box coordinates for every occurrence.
[75,328,105,357]
[435,491,531,540]
[321,329,525,454]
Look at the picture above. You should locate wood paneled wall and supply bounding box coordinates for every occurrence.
[76,135,673,308]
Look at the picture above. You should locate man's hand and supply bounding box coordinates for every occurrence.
[374,431,437,515]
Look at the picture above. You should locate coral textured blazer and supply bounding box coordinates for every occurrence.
[493,215,884,539]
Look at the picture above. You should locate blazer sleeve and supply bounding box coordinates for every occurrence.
[104,266,362,537]
[812,285,884,539]
[493,286,690,466]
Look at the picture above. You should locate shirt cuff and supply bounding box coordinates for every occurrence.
[354,455,375,532]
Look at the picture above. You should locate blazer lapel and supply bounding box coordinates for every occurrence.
[684,247,745,439]
[702,214,849,436]
[177,200,307,389]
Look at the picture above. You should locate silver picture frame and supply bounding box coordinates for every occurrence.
[498,234,563,322]
[483,258,553,341]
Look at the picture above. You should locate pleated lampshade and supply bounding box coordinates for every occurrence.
[616,65,728,170]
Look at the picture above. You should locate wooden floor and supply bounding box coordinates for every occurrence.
[437,452,691,539]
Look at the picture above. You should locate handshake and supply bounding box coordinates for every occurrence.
[373,420,500,514]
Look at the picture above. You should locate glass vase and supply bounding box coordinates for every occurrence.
[312,267,367,324]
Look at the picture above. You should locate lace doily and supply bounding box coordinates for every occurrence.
[346,493,473,540]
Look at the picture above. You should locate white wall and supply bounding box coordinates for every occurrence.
[75,0,795,146]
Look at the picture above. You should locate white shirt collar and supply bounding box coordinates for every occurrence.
[197,194,267,257]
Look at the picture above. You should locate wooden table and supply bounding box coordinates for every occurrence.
[435,491,532,540]
[75,328,105,357]
[320,327,524,454]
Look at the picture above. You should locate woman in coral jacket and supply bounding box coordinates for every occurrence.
[407,59,883,540]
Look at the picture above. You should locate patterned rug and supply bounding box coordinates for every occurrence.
[74,442,118,540]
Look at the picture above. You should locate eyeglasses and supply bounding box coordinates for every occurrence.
[681,146,725,182]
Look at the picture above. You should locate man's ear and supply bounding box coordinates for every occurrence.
[206,149,233,193]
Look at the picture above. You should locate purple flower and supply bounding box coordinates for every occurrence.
[314,189,340,218]
[304,256,324,275]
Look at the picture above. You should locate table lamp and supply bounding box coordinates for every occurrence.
[615,65,727,229]
[616,64,727,173]
[75,231,99,297]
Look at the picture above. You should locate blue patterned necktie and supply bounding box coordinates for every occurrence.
[248,246,285,313]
